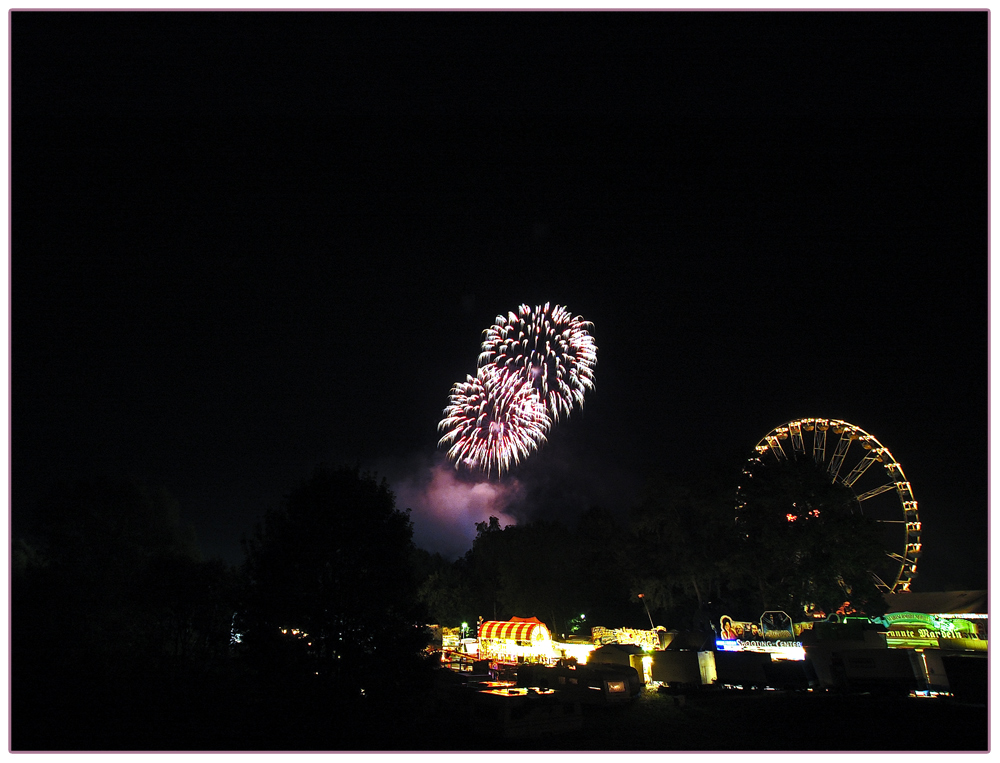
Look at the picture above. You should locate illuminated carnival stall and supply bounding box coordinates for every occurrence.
[478,617,556,665]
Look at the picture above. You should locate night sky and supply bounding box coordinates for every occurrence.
[13,10,988,591]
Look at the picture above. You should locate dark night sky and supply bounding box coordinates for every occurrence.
[12,10,989,590]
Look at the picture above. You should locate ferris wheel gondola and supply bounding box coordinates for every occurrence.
[738,417,920,595]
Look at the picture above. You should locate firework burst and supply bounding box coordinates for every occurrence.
[437,365,552,477]
[478,302,597,422]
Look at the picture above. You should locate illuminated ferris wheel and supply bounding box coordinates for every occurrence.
[738,418,921,594]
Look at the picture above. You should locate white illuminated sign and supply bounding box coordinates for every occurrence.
[716,639,805,661]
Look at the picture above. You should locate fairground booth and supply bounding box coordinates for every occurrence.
[477,616,555,665]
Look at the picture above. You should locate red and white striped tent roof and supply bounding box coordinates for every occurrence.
[479,618,549,642]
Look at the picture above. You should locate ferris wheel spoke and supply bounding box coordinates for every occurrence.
[812,420,828,464]
[871,571,891,592]
[765,434,787,461]
[843,450,881,487]
[827,433,853,481]
[886,551,910,565]
[789,420,805,453]
[856,482,898,502]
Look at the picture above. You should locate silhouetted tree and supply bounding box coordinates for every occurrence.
[493,520,581,636]
[570,507,643,629]
[454,517,593,636]
[410,547,451,583]
[627,470,741,628]
[12,477,234,751]
[144,555,240,663]
[413,547,477,625]
[15,477,203,663]
[417,565,475,626]
[734,457,887,617]
[239,465,430,703]
[464,515,506,620]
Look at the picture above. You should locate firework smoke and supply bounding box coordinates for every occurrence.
[390,456,524,558]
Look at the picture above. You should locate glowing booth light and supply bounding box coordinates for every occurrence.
[552,640,597,664]
[478,617,554,665]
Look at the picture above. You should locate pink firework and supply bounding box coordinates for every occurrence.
[437,365,551,477]
[478,302,597,422]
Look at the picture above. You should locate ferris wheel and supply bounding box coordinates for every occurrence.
[738,417,920,594]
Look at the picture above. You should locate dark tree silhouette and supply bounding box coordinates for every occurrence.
[12,477,239,751]
[492,520,581,636]
[417,564,475,626]
[734,457,888,617]
[144,554,240,663]
[572,506,639,628]
[464,515,506,621]
[413,547,475,625]
[625,469,743,629]
[239,465,431,703]
[14,477,203,661]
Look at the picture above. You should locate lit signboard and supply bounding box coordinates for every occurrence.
[870,611,982,649]
[715,639,805,661]
[591,626,660,650]
[830,611,986,650]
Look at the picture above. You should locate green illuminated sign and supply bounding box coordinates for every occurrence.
[871,611,982,648]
